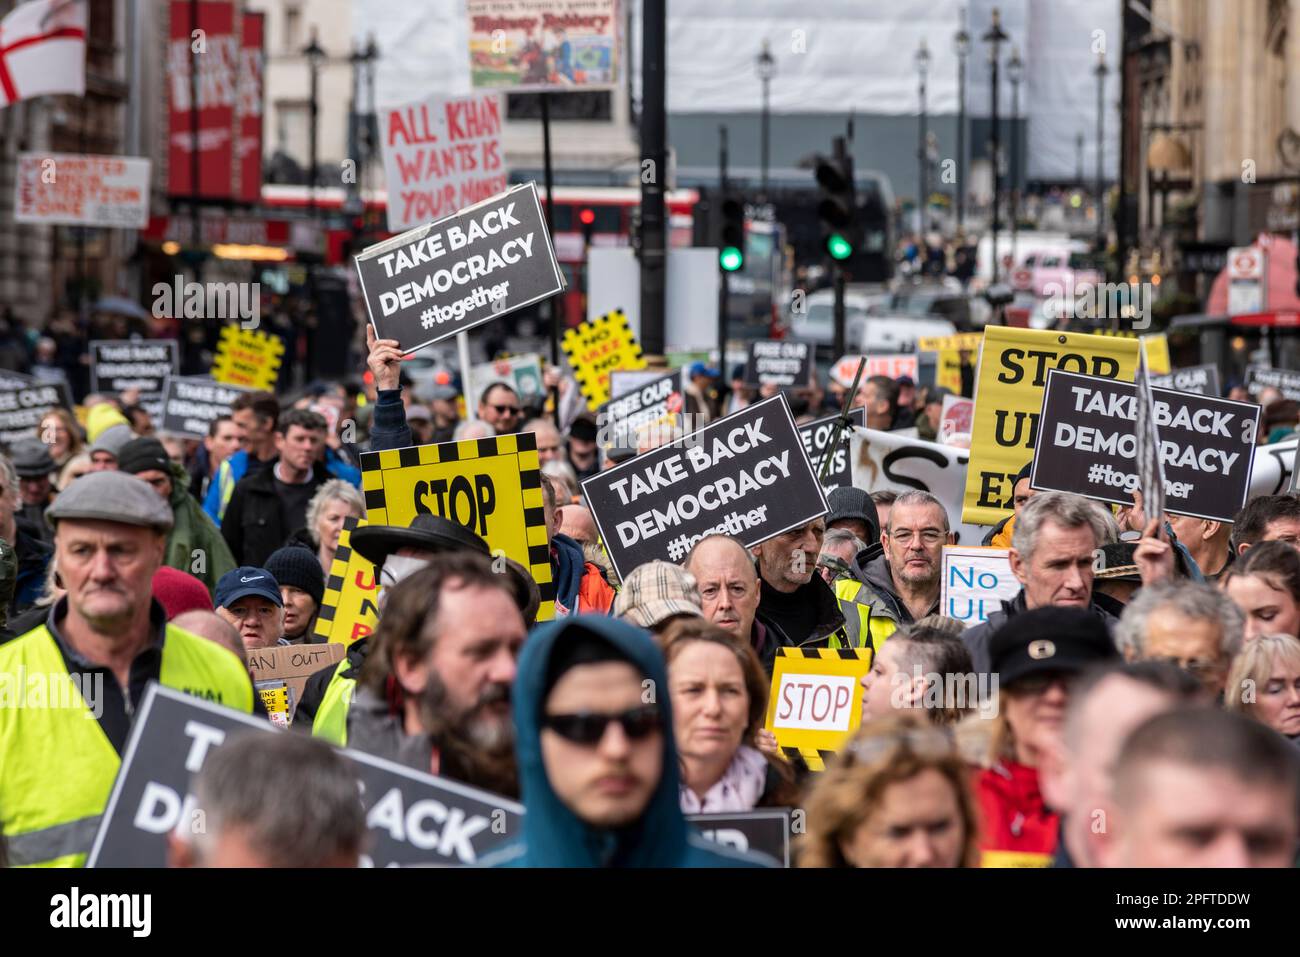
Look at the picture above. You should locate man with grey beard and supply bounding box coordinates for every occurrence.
[342,552,528,797]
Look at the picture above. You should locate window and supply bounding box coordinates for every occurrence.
[284,6,301,52]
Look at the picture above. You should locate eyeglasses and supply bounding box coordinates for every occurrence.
[842,727,956,765]
[889,529,946,546]
[541,705,662,745]
[489,404,522,416]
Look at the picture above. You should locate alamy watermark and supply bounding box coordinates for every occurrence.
[0,665,105,718]
[152,276,261,329]
[890,666,1000,719]
[1043,277,1153,331]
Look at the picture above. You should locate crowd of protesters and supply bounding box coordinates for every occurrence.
[2,321,1300,871]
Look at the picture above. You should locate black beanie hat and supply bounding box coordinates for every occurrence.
[264,544,325,607]
[116,437,172,476]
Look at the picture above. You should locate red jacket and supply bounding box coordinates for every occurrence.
[973,761,1058,867]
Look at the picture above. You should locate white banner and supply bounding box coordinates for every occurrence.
[14,153,150,228]
[940,546,1019,625]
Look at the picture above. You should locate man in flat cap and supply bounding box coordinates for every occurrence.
[10,438,56,543]
[0,471,253,867]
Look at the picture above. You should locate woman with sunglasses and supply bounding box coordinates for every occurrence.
[799,713,979,868]
[489,615,771,867]
[973,606,1117,867]
[661,619,797,812]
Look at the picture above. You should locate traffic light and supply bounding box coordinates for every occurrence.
[718,193,745,272]
[815,150,857,260]
[579,207,595,246]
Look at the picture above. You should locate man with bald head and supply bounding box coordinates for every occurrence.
[683,534,773,672]
[557,503,599,547]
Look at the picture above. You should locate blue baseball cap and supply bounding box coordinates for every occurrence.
[214,566,283,610]
[689,361,720,379]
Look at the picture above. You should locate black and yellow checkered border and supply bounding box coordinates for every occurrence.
[313,514,367,640]
[214,323,284,390]
[773,646,872,772]
[357,432,555,620]
[561,309,644,407]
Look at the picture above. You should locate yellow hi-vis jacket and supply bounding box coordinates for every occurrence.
[0,624,253,867]
[829,578,898,656]
[311,657,356,746]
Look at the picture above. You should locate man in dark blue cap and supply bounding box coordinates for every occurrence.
[214,565,285,652]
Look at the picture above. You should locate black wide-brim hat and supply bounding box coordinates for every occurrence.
[350,513,490,567]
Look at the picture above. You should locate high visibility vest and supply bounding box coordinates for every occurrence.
[213,458,238,523]
[0,623,253,867]
[830,578,897,657]
[311,658,356,746]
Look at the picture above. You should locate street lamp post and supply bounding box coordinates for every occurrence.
[915,38,930,237]
[982,8,1008,283]
[954,16,970,233]
[1076,131,1084,184]
[1008,45,1022,266]
[1094,52,1109,248]
[756,40,776,202]
[303,28,325,221]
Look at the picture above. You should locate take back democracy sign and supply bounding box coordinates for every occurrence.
[355,181,565,353]
[799,407,866,492]
[743,340,812,387]
[159,376,253,439]
[1245,365,1300,402]
[963,326,1140,526]
[87,685,522,868]
[1031,369,1260,522]
[582,395,828,581]
[89,340,178,416]
[1151,363,1221,397]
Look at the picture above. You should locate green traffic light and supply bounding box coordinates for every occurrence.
[827,234,853,260]
[720,246,744,271]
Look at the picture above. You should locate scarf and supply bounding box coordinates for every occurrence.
[679,745,768,813]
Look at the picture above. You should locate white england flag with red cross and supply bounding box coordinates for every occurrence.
[0,0,86,109]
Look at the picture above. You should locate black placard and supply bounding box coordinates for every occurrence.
[688,809,791,867]
[799,407,866,492]
[743,340,813,387]
[599,368,688,456]
[86,684,523,868]
[1245,365,1300,402]
[0,372,72,446]
[582,394,828,580]
[354,181,565,354]
[1150,363,1221,397]
[1031,369,1260,522]
[90,339,179,417]
[159,376,253,439]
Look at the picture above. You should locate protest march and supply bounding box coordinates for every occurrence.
[2,2,1299,939]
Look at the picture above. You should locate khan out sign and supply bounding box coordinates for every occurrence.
[380,91,507,232]
[355,182,565,353]
[14,153,150,228]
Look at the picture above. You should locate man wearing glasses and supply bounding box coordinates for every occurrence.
[214,566,287,652]
[853,490,955,632]
[487,615,769,867]
[478,382,524,436]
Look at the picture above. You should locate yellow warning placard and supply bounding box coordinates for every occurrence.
[918,332,984,353]
[359,431,555,620]
[1091,329,1170,375]
[562,309,646,410]
[212,324,285,391]
[765,647,873,772]
[963,327,1140,526]
[312,516,380,645]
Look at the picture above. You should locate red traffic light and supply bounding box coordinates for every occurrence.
[578,208,596,226]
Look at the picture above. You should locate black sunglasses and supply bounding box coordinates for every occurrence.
[490,403,522,416]
[541,705,662,745]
